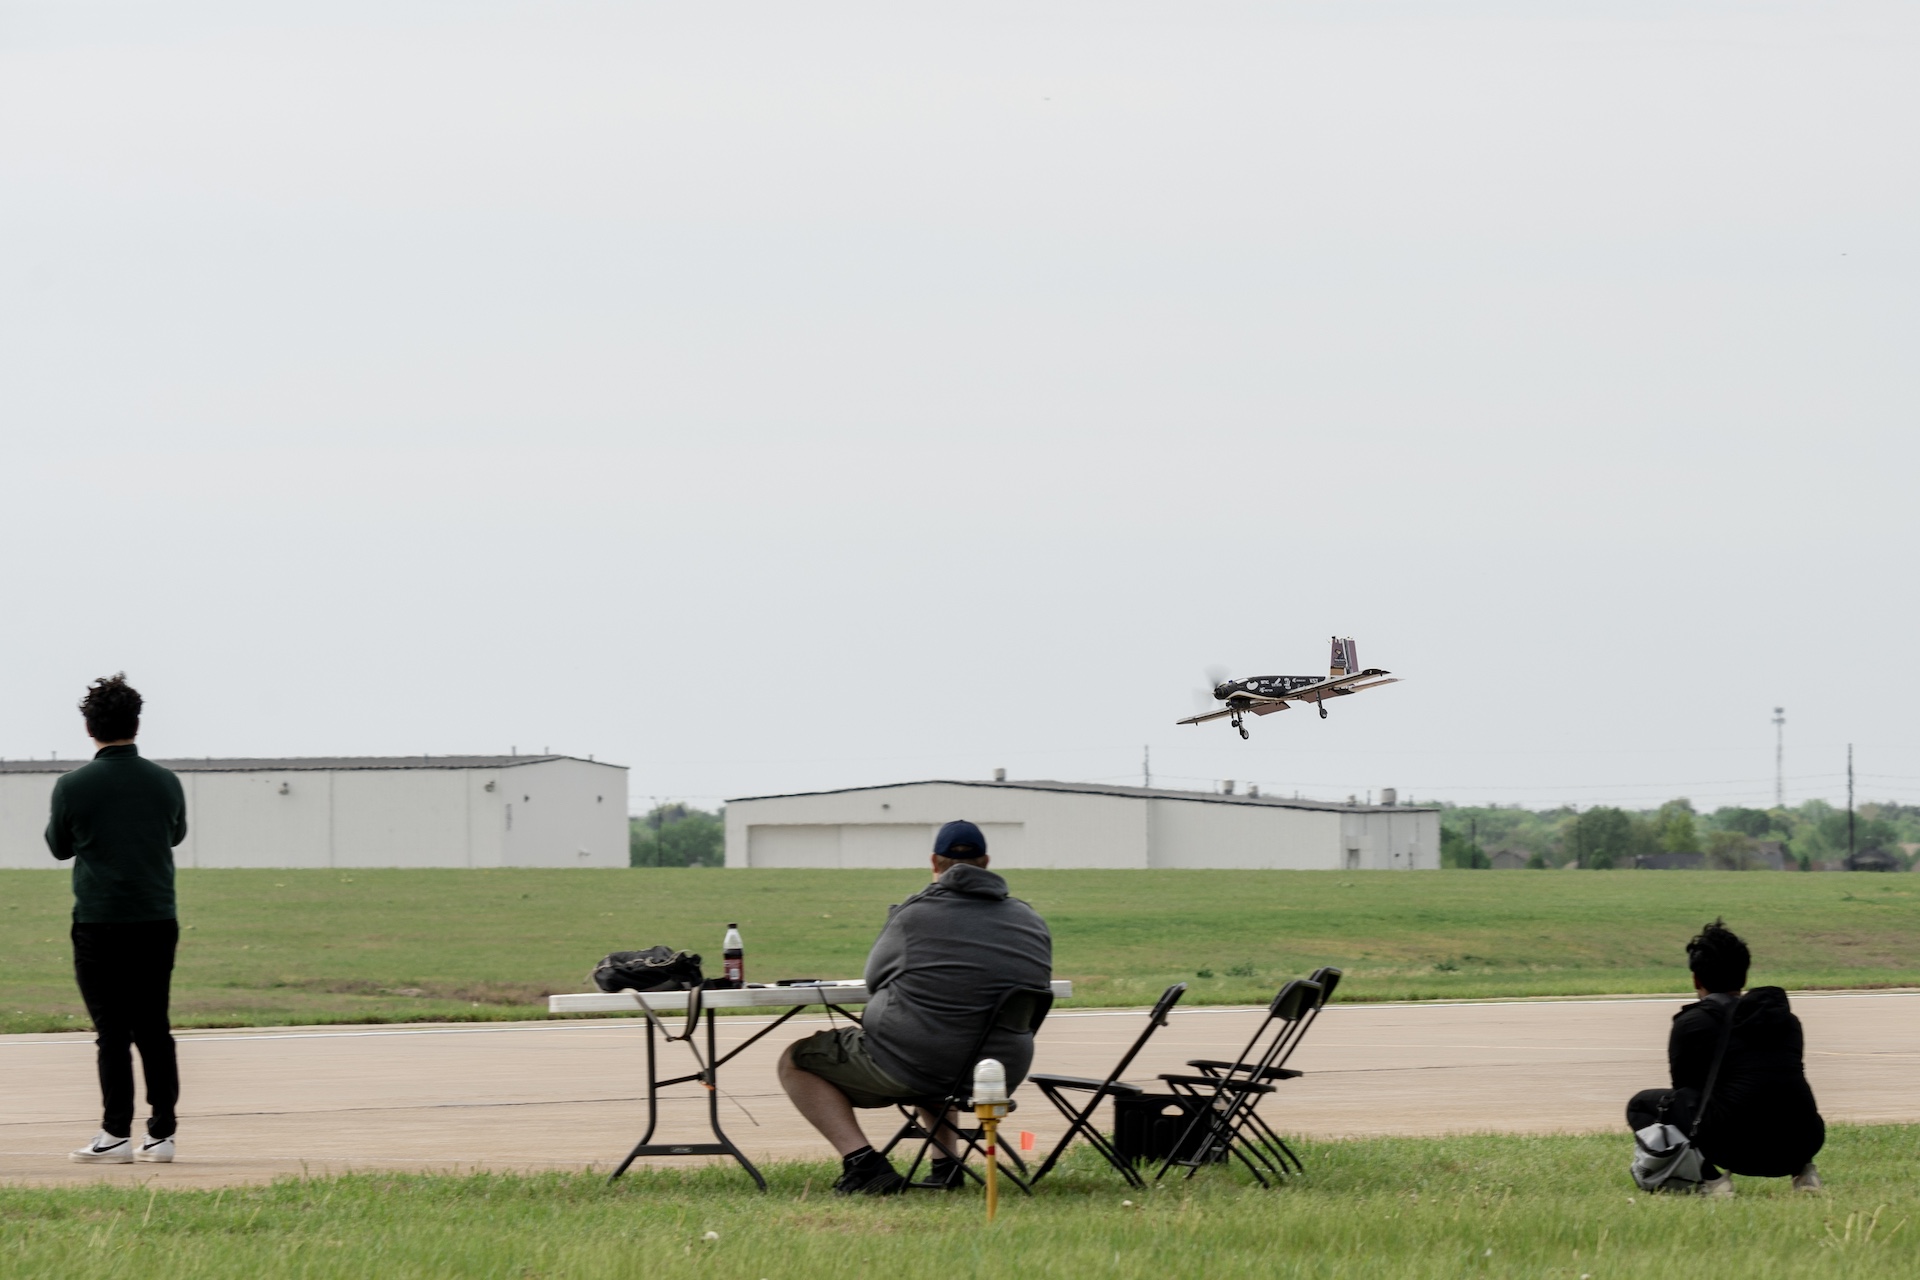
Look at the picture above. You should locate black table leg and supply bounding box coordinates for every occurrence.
[608,1008,767,1190]
[607,1016,661,1182]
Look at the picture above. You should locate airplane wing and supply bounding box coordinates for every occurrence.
[1179,693,1292,726]
[1275,669,1400,702]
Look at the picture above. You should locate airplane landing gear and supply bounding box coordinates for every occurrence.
[1238,725,1250,740]
[1317,702,1328,720]
[1230,710,1248,739]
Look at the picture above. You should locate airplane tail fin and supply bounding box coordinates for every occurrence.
[1330,636,1358,677]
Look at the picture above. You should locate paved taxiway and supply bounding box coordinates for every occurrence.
[4,991,1915,1186]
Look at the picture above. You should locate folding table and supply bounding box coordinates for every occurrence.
[548,979,1072,1189]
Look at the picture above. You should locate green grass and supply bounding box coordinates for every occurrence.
[3,1127,1916,1278]
[3,868,1917,1034]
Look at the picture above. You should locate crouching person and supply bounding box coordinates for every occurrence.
[778,820,1052,1195]
[1627,918,1824,1196]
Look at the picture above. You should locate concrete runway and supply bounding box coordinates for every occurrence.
[4,991,1916,1187]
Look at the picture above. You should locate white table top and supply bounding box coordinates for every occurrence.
[548,979,1072,1015]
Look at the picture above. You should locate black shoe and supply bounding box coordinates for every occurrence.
[913,1157,966,1190]
[833,1151,907,1196]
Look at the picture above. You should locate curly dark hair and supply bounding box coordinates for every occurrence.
[79,673,142,742]
[1686,917,1750,995]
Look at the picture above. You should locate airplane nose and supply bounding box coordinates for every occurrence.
[1213,683,1233,699]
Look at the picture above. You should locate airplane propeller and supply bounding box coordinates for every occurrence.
[1193,664,1233,709]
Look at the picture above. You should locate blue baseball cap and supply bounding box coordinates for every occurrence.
[933,819,988,860]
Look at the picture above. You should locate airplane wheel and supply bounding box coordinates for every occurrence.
[1238,726,1249,740]
[1318,705,1328,720]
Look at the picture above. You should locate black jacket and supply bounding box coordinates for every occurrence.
[860,864,1053,1097]
[45,745,187,923]
[1670,987,1824,1177]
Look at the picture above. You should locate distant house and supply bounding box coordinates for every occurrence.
[1749,840,1789,871]
[1634,852,1705,870]
[1488,849,1530,870]
[1845,848,1902,873]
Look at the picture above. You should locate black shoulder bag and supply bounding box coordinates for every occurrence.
[591,946,704,993]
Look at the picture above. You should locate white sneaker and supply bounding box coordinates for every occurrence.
[1699,1173,1735,1198]
[135,1135,175,1163]
[1792,1162,1821,1192]
[70,1132,133,1164]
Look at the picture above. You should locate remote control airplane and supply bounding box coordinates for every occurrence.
[1179,636,1399,739]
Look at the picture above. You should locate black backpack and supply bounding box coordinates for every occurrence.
[591,947,705,993]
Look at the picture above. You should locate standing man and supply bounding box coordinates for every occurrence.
[47,674,188,1164]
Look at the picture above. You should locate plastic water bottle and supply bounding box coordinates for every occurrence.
[723,923,744,987]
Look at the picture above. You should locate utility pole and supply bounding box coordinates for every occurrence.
[1772,707,1785,807]
[1142,745,1151,790]
[1847,744,1855,864]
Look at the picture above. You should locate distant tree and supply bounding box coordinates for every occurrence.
[1796,805,1900,865]
[1435,804,1567,865]
[1441,826,1491,869]
[1705,829,1762,871]
[1567,806,1634,869]
[1653,799,1700,855]
[1710,807,1779,839]
[630,804,725,867]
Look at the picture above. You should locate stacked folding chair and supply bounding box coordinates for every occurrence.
[1025,982,1188,1188]
[1152,966,1341,1187]
[877,985,1054,1193]
[1179,966,1342,1173]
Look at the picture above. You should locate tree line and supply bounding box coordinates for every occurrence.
[629,804,725,867]
[1439,799,1920,871]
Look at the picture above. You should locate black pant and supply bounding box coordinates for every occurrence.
[71,919,179,1139]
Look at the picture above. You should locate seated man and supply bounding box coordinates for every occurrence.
[778,819,1052,1195]
[1627,918,1824,1196]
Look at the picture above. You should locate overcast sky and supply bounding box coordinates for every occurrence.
[3,1,1915,814]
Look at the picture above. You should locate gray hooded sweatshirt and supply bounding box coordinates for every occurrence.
[860,863,1053,1097]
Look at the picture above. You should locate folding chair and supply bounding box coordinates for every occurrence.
[877,985,1054,1194]
[1151,976,1324,1187]
[1183,966,1341,1167]
[1026,982,1187,1188]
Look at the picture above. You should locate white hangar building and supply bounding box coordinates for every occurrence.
[725,779,1440,871]
[0,754,628,869]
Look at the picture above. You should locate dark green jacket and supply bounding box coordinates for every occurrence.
[45,745,187,923]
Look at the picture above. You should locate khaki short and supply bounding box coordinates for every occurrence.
[790,1026,920,1109]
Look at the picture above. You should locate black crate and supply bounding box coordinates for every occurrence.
[1111,1094,1228,1166]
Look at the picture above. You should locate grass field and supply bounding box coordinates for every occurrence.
[3,867,1917,1035]
[3,1127,1916,1279]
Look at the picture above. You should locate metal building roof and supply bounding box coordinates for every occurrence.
[0,754,618,775]
[727,778,1434,814]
